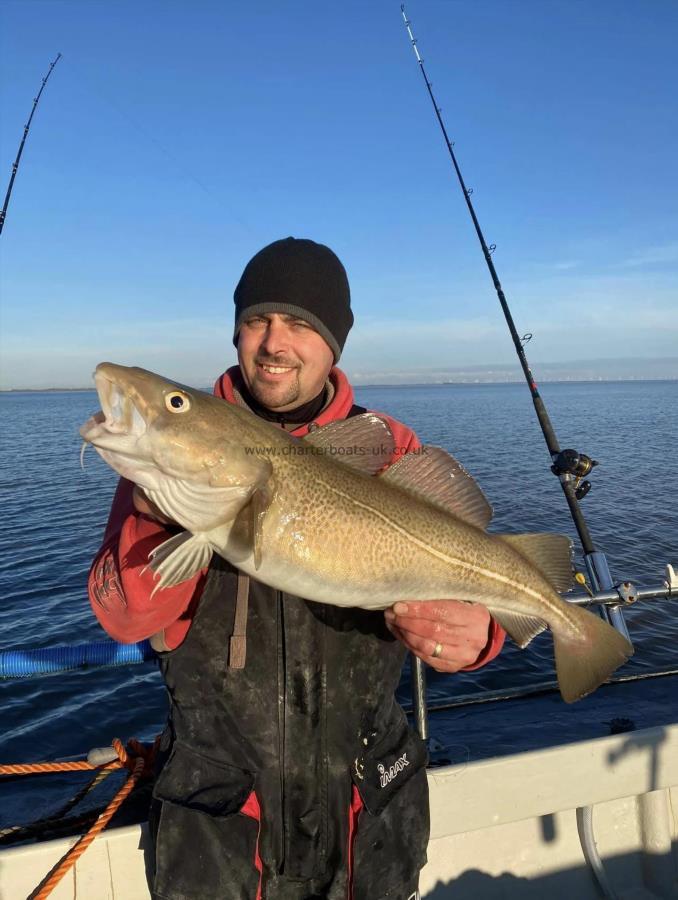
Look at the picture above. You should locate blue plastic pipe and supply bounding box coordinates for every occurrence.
[0,640,156,679]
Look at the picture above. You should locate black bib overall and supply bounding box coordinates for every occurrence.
[149,406,430,900]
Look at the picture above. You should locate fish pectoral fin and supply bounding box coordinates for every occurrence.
[488,608,548,648]
[379,446,493,529]
[148,531,213,595]
[249,486,271,570]
[302,414,395,475]
[497,533,575,593]
[231,484,272,571]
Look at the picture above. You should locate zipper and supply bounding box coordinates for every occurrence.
[277,588,286,870]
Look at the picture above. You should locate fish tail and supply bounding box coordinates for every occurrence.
[553,605,634,703]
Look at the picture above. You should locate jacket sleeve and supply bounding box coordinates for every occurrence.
[460,617,505,670]
[377,415,506,671]
[88,478,206,648]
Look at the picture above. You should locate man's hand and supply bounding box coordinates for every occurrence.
[132,486,177,526]
[384,600,492,673]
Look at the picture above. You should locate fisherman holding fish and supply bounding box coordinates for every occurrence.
[84,238,630,899]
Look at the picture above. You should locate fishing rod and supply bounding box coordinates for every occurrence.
[399,6,632,739]
[0,52,62,236]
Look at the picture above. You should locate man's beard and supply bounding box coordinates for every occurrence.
[249,370,302,410]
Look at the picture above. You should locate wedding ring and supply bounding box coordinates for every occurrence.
[432,641,443,659]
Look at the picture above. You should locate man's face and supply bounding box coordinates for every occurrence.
[237,313,335,411]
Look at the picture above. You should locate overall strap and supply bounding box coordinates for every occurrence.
[229,571,250,668]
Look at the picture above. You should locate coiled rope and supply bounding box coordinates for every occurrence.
[0,768,113,843]
[0,735,158,899]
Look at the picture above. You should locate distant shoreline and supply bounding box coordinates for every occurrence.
[2,377,677,393]
[355,377,678,389]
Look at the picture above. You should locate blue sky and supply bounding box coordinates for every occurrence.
[1,0,676,388]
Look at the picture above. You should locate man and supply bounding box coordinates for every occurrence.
[89,237,504,899]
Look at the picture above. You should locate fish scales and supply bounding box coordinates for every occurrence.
[239,448,560,621]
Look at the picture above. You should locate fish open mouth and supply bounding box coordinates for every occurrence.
[98,371,148,435]
[79,366,161,489]
[80,371,148,444]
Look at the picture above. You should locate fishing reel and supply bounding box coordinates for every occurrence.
[550,449,598,500]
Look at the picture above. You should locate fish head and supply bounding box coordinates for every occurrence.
[80,362,272,530]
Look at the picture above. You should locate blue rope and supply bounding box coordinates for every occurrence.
[0,640,156,679]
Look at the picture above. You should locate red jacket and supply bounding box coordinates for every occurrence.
[88,366,504,665]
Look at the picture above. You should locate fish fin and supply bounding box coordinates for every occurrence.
[497,533,575,593]
[249,487,271,570]
[148,531,212,594]
[379,447,493,529]
[302,414,395,475]
[488,609,547,648]
[553,605,633,702]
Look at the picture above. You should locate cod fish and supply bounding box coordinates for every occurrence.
[80,362,633,702]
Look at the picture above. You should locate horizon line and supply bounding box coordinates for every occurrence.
[2,375,677,394]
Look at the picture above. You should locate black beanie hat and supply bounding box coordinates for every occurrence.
[233,237,354,362]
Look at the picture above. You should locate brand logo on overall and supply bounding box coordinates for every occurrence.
[377,752,409,788]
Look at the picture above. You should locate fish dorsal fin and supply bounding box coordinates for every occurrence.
[379,446,493,530]
[487,609,547,648]
[498,533,575,593]
[302,414,395,475]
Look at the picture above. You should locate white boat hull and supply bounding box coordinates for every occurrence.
[2,723,677,899]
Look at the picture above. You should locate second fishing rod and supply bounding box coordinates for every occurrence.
[399,4,632,737]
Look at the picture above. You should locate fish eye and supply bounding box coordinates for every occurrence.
[165,391,191,413]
